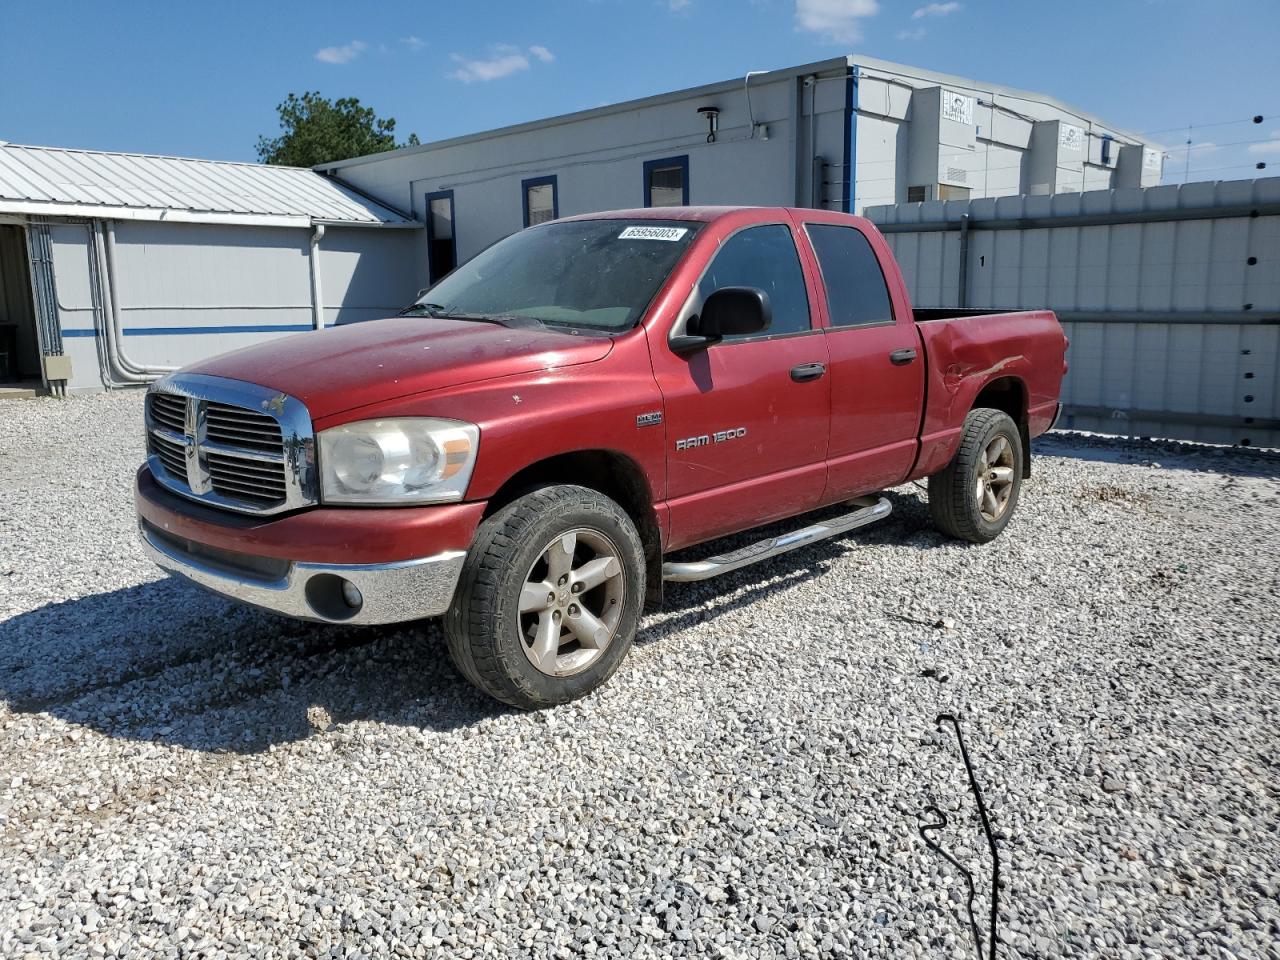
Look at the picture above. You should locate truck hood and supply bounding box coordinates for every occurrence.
[185,317,615,420]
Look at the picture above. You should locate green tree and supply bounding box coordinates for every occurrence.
[256,92,420,167]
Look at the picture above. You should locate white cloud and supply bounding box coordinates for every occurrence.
[314,40,367,65]
[1247,138,1280,156]
[401,36,427,52]
[667,0,693,10]
[897,27,926,40]
[795,0,879,44]
[449,45,555,83]
[912,1,960,17]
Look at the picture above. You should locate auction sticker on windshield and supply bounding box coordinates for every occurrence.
[619,226,689,241]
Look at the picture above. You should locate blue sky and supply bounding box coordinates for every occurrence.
[2,0,1277,183]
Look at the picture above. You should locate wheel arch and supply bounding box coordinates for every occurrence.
[483,449,664,609]
[972,375,1031,477]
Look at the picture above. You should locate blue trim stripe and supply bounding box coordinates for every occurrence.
[60,324,312,338]
[845,64,859,214]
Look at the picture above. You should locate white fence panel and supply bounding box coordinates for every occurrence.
[868,178,1280,447]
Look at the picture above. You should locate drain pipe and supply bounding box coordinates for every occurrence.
[101,221,177,382]
[309,223,326,330]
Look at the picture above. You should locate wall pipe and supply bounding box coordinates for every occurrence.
[309,222,326,330]
[101,220,177,382]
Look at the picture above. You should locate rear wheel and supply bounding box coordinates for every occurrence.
[444,485,645,709]
[928,408,1023,544]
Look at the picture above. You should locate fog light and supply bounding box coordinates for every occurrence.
[341,580,363,609]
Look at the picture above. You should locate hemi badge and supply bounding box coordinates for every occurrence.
[636,411,663,428]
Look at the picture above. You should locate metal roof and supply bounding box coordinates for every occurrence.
[0,142,417,228]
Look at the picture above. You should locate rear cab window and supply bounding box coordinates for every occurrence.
[804,223,895,329]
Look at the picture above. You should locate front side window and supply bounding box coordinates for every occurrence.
[523,176,558,227]
[804,224,894,328]
[644,156,688,207]
[697,224,811,338]
[415,219,700,332]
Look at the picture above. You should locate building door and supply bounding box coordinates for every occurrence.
[426,191,456,284]
[0,224,41,385]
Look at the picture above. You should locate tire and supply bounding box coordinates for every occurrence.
[928,408,1024,544]
[444,484,646,709]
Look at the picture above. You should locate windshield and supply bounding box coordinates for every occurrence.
[413,219,701,332]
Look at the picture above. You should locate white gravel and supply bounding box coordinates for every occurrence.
[1,389,1277,959]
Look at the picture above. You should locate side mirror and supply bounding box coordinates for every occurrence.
[671,286,772,353]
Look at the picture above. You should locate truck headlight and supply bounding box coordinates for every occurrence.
[317,418,479,504]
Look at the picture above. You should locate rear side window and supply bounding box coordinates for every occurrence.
[805,224,894,328]
[698,224,811,338]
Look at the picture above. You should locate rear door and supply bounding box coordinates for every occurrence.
[797,218,926,500]
[649,220,831,549]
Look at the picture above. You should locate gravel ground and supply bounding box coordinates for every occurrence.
[1,389,1277,959]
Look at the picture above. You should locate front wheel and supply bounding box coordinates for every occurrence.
[444,485,645,709]
[928,408,1024,544]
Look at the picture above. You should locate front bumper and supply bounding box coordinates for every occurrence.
[139,520,464,624]
[135,466,483,625]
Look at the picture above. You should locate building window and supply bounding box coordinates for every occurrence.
[938,184,971,202]
[804,224,894,328]
[426,190,456,284]
[643,156,689,208]
[907,185,930,204]
[522,175,558,228]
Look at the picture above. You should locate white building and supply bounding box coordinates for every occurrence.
[319,54,1165,284]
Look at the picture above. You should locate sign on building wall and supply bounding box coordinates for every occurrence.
[1143,148,1163,173]
[1059,123,1084,152]
[941,90,974,125]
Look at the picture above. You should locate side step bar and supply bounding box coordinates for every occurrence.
[661,496,892,583]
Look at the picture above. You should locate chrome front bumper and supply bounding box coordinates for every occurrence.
[139,521,465,625]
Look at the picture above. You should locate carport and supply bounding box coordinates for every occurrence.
[0,141,423,395]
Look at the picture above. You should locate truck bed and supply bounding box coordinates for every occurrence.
[913,307,1026,323]
[909,307,1067,478]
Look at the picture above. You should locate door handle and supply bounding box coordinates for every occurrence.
[889,348,918,365]
[790,362,826,383]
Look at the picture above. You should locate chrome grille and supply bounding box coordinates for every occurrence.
[144,374,316,516]
[207,451,288,504]
[149,429,188,479]
[150,392,187,434]
[206,402,283,453]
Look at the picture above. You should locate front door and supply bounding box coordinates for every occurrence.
[649,222,831,550]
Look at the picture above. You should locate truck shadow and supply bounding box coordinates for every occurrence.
[0,491,943,755]
[1035,432,1280,478]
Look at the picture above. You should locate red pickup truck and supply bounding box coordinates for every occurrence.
[136,206,1066,708]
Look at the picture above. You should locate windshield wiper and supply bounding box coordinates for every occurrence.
[438,312,549,331]
[398,302,447,317]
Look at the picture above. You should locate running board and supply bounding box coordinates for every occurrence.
[661,496,892,583]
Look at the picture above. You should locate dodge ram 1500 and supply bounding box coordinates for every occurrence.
[136,206,1067,708]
